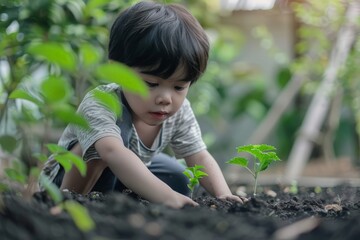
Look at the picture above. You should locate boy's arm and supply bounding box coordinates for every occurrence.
[184,149,244,203]
[95,136,198,209]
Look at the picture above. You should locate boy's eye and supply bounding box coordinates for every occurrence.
[145,81,158,88]
[174,86,186,91]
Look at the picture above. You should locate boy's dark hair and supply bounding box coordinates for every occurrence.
[108,1,209,83]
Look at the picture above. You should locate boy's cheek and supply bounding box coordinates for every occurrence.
[140,95,151,101]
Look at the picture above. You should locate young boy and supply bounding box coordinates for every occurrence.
[40,1,244,209]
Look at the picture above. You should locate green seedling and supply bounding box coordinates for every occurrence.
[289,180,298,194]
[183,165,208,199]
[314,186,322,194]
[227,144,280,196]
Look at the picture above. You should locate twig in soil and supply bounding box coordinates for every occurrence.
[272,217,321,240]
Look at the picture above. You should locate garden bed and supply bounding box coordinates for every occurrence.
[1,184,359,240]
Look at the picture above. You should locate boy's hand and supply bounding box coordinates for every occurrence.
[164,192,199,209]
[217,194,248,204]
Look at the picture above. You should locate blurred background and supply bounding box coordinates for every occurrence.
[0,0,359,188]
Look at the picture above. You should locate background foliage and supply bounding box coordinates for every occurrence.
[0,0,359,190]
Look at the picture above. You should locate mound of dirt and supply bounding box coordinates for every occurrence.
[1,184,359,240]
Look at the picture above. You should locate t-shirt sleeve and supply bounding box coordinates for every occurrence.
[170,99,207,158]
[62,90,122,161]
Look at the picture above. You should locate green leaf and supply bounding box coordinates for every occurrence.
[257,151,280,163]
[253,151,269,162]
[79,43,100,67]
[92,89,121,117]
[256,144,276,152]
[63,152,86,176]
[267,152,281,161]
[41,76,71,103]
[96,62,148,97]
[236,144,257,152]
[63,200,95,232]
[84,0,108,18]
[0,135,18,153]
[9,89,42,105]
[183,170,192,178]
[227,157,249,167]
[39,174,63,204]
[33,153,49,163]
[4,168,26,184]
[27,42,77,72]
[187,183,194,191]
[66,0,85,21]
[86,0,108,11]
[54,154,72,172]
[195,171,208,178]
[259,160,270,172]
[0,182,9,192]
[46,144,67,154]
[194,165,205,171]
[236,144,279,162]
[236,145,259,157]
[49,144,86,176]
[29,167,41,178]
[53,104,89,129]
[190,178,199,186]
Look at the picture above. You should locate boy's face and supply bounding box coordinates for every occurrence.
[123,67,191,126]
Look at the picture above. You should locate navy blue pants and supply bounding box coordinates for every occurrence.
[53,153,190,196]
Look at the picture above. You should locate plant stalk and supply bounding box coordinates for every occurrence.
[253,173,258,197]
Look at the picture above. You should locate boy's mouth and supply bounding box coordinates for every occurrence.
[149,111,168,120]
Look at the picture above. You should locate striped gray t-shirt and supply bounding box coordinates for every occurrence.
[41,83,206,184]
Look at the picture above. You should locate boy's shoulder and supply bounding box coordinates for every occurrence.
[90,83,121,94]
[179,98,192,113]
[78,83,123,113]
[182,98,191,107]
[169,98,194,122]
[81,83,122,102]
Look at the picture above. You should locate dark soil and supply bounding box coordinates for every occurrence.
[1,184,359,240]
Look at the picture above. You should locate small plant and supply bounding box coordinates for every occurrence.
[289,180,298,194]
[227,144,280,196]
[183,165,208,199]
[314,186,322,194]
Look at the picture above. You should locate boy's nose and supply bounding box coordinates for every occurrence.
[155,92,171,105]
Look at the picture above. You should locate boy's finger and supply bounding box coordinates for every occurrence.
[186,200,199,207]
[218,195,243,204]
[240,196,249,203]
